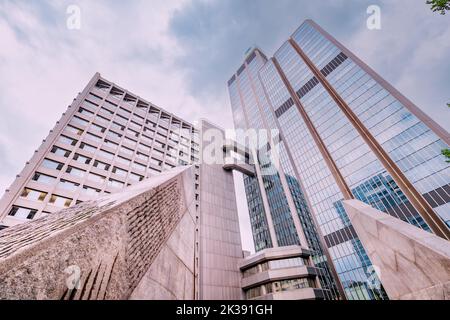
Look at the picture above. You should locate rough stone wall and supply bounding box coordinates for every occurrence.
[0,167,196,300]
[198,120,244,300]
[344,199,450,300]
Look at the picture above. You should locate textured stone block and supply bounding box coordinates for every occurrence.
[0,167,196,300]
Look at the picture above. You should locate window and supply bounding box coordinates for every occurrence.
[245,287,262,300]
[32,172,56,184]
[170,133,179,143]
[148,109,159,122]
[108,178,125,188]
[150,158,162,167]
[132,113,144,122]
[8,206,37,219]
[87,173,106,183]
[146,120,157,128]
[20,188,47,201]
[136,152,149,162]
[138,143,151,153]
[73,153,92,165]
[100,106,114,116]
[95,80,111,92]
[57,180,80,192]
[105,100,118,109]
[164,163,175,170]
[130,120,142,128]
[124,137,137,147]
[80,142,97,153]
[49,195,72,207]
[58,135,77,146]
[157,133,167,142]
[79,107,95,116]
[66,166,85,178]
[85,132,102,143]
[154,141,165,149]
[97,114,110,124]
[42,159,64,171]
[126,128,139,138]
[129,173,144,182]
[98,149,114,160]
[158,127,168,135]
[82,185,101,195]
[116,156,131,166]
[112,167,127,177]
[148,167,161,174]
[115,113,128,122]
[111,122,125,131]
[51,146,71,158]
[107,130,122,140]
[242,265,259,278]
[93,160,110,171]
[180,144,189,153]
[273,278,315,292]
[66,125,83,136]
[119,107,131,116]
[159,115,170,127]
[153,149,164,157]
[120,146,134,156]
[87,93,102,104]
[141,134,153,145]
[264,283,273,294]
[166,153,176,162]
[132,162,146,172]
[267,257,307,270]
[124,95,137,107]
[144,127,155,135]
[91,123,106,133]
[181,137,190,145]
[104,140,118,150]
[71,116,89,127]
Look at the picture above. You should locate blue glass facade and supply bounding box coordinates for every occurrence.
[243,174,273,252]
[230,49,342,300]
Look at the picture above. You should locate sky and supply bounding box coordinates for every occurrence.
[0,0,449,252]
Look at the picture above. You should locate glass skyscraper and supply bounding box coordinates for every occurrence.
[228,20,450,300]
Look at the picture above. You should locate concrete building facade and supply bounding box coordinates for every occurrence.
[0,73,201,229]
[240,246,325,300]
[0,75,243,300]
[227,19,450,300]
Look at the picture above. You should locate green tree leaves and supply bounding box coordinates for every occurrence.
[427,0,450,14]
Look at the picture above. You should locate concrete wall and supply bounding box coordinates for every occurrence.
[344,199,450,300]
[0,167,197,300]
[198,120,243,299]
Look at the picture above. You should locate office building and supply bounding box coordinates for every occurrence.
[0,73,201,228]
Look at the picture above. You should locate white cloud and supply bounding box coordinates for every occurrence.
[0,0,209,187]
[346,0,450,128]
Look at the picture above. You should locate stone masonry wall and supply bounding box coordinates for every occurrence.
[0,166,196,300]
